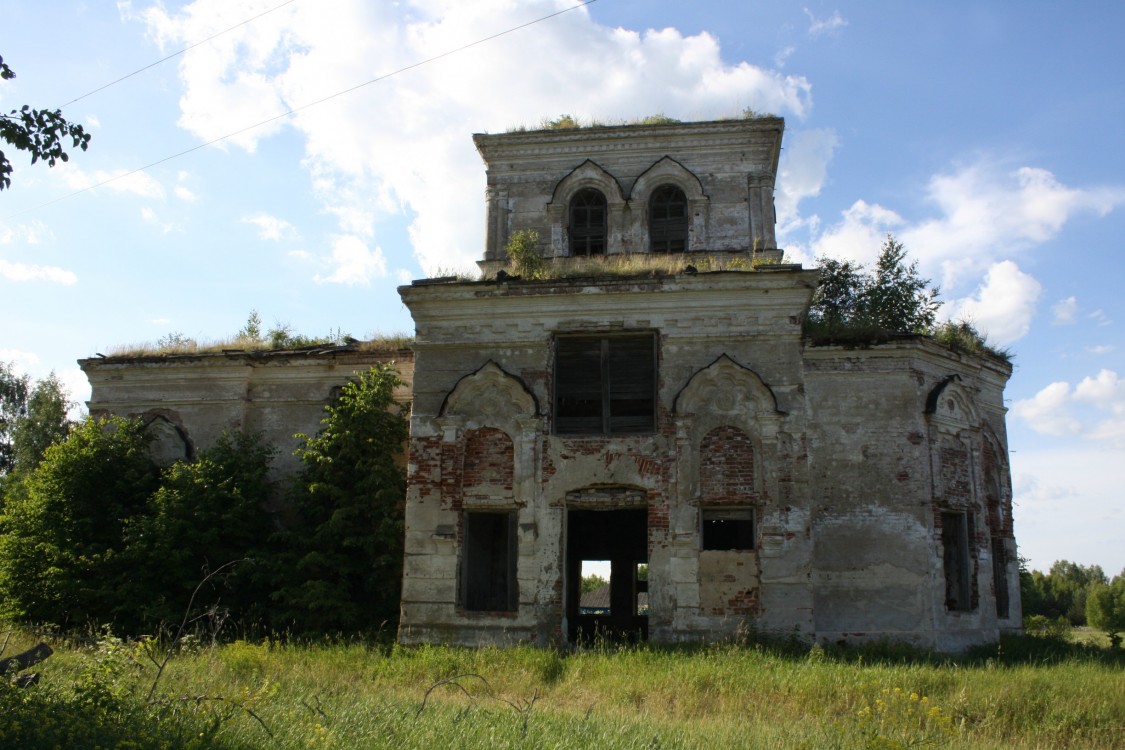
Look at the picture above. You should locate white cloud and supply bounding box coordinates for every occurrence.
[809,199,905,266]
[805,9,848,38]
[774,45,796,68]
[0,259,78,285]
[0,349,42,374]
[140,207,177,233]
[0,220,53,245]
[902,163,1125,286]
[58,164,165,199]
[1088,309,1112,326]
[1052,296,1078,325]
[1088,344,1116,355]
[143,0,815,274]
[949,260,1041,345]
[777,128,838,237]
[314,234,386,285]
[1011,381,1082,437]
[174,185,198,203]
[243,212,297,241]
[1013,369,1125,447]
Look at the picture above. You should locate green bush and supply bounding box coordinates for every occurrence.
[271,364,408,634]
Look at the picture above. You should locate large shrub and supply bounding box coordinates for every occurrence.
[118,431,277,633]
[0,416,158,624]
[271,364,408,634]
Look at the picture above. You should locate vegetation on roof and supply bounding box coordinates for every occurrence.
[499,230,784,281]
[504,108,777,134]
[804,235,1011,363]
[103,310,412,358]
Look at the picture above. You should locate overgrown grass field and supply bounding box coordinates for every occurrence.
[2,628,1122,749]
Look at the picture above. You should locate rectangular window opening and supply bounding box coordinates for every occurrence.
[579,559,611,615]
[941,511,973,612]
[635,562,649,616]
[462,511,517,612]
[701,508,755,551]
[992,537,1010,619]
[555,334,656,435]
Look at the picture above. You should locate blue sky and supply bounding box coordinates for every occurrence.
[2,1,1123,574]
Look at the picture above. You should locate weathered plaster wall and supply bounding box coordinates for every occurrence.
[473,118,784,265]
[803,342,1018,650]
[398,269,818,646]
[81,347,413,479]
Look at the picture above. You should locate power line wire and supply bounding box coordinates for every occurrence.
[57,0,301,110]
[15,0,597,217]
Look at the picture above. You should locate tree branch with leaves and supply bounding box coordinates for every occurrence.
[0,54,91,190]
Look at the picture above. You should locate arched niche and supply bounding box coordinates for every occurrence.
[631,157,710,252]
[673,355,781,505]
[142,412,191,467]
[546,160,627,257]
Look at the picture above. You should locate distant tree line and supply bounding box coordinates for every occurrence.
[0,363,407,638]
[1021,559,1125,646]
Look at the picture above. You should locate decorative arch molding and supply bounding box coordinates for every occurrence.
[631,156,710,252]
[141,411,192,466]
[674,355,780,428]
[631,156,707,202]
[440,361,538,435]
[437,362,542,511]
[673,356,781,507]
[546,160,627,257]
[925,375,981,435]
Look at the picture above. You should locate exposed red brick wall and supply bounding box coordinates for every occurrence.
[699,425,756,502]
[462,427,514,490]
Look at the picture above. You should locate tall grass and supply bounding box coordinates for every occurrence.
[2,629,1122,749]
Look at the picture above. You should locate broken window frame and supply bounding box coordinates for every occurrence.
[649,184,688,253]
[554,333,657,435]
[991,537,1010,619]
[461,510,518,613]
[941,510,974,612]
[569,188,608,256]
[700,507,756,551]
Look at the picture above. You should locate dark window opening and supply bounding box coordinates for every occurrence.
[649,184,688,253]
[992,537,1010,619]
[569,188,607,256]
[555,334,656,435]
[462,511,517,612]
[941,511,973,612]
[702,508,755,550]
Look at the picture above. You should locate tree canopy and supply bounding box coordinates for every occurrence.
[0,54,91,190]
[806,234,940,338]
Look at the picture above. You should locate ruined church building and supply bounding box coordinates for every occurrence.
[83,118,1021,651]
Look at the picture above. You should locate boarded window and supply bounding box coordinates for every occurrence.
[992,537,1010,619]
[462,511,517,612]
[555,334,656,435]
[702,508,755,550]
[569,188,607,256]
[941,511,973,612]
[649,184,688,253]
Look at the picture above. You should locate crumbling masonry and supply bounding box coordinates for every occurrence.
[82,118,1020,651]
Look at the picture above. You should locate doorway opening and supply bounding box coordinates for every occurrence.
[567,508,648,642]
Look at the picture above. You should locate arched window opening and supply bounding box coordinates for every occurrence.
[569,188,607,256]
[649,184,688,253]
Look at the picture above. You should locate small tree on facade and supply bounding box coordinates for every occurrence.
[807,234,941,338]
